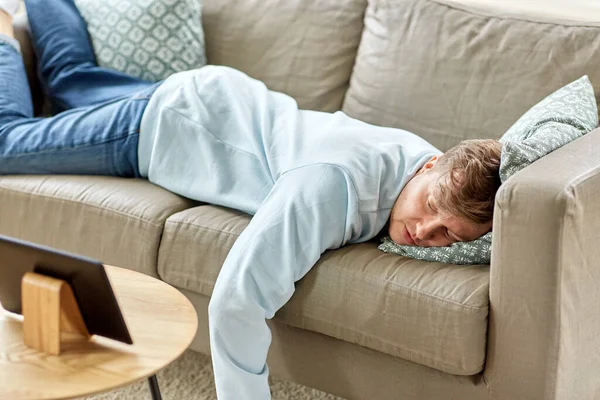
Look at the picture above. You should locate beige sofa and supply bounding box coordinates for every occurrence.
[4,1,600,399]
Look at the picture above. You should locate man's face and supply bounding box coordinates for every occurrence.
[389,156,492,247]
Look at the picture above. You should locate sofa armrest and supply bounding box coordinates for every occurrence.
[485,127,600,400]
[13,12,44,116]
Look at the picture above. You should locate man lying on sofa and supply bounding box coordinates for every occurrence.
[0,0,501,398]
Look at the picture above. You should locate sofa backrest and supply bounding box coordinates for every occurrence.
[342,0,600,151]
[201,0,600,152]
[440,0,600,26]
[201,0,367,112]
[18,0,600,152]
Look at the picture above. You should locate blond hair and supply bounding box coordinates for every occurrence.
[433,139,502,225]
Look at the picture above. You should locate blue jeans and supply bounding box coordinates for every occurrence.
[0,0,162,177]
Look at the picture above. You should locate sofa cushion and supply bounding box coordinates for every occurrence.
[158,205,490,375]
[499,76,598,182]
[379,231,493,265]
[0,176,197,278]
[343,0,600,151]
[201,0,367,112]
[74,0,207,82]
[438,0,600,26]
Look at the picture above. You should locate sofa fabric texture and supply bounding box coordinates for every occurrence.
[0,176,197,277]
[201,0,367,113]
[438,0,600,26]
[157,205,490,375]
[486,128,600,400]
[343,0,600,151]
[181,289,490,400]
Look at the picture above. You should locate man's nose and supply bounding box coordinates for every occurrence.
[415,217,442,241]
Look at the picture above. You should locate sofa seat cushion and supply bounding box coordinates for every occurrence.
[0,176,197,278]
[158,205,490,375]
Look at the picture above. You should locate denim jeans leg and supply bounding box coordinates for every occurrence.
[0,39,160,177]
[0,35,33,121]
[25,0,155,112]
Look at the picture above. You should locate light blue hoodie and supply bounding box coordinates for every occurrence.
[138,65,441,400]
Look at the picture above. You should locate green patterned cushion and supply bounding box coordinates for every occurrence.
[74,0,206,82]
[379,76,598,265]
[499,76,598,182]
[379,233,492,265]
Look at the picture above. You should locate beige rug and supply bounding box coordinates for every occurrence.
[80,350,344,400]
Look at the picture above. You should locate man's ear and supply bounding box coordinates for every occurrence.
[415,155,439,176]
[423,156,439,171]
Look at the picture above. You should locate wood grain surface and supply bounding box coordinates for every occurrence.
[22,272,91,356]
[0,265,198,400]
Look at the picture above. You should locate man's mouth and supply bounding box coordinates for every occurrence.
[403,225,416,246]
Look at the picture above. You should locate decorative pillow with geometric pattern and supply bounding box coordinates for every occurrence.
[379,232,493,265]
[498,75,598,183]
[74,0,206,82]
[379,76,598,265]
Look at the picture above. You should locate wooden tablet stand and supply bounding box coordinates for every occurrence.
[21,272,91,355]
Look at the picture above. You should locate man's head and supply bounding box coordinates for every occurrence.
[389,139,502,247]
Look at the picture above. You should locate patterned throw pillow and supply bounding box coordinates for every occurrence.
[74,0,206,82]
[379,233,492,265]
[379,76,598,265]
[499,76,598,182]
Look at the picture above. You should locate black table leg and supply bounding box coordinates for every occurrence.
[148,374,163,400]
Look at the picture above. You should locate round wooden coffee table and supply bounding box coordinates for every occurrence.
[0,265,198,400]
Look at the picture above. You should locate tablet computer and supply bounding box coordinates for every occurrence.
[0,234,133,344]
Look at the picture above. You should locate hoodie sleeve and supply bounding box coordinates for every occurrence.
[207,163,360,399]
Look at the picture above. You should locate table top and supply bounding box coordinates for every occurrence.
[0,265,198,400]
